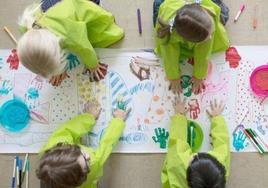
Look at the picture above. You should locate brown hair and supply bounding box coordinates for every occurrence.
[157,4,212,43]
[36,144,89,188]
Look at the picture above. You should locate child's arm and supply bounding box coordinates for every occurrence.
[40,114,96,153]
[93,118,125,175]
[208,115,230,178]
[193,34,214,79]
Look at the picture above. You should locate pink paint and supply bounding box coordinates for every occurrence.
[188,99,200,119]
[250,65,268,96]
[225,47,241,68]
[6,49,19,70]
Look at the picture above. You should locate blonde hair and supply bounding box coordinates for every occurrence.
[18,3,41,30]
[17,29,67,78]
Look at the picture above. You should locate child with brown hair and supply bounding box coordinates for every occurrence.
[155,0,230,95]
[36,100,131,188]
[17,0,124,86]
[162,97,230,188]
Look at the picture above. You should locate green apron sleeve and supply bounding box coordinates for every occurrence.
[208,115,230,179]
[193,31,214,79]
[93,118,125,178]
[161,159,171,188]
[39,114,96,153]
[159,42,181,80]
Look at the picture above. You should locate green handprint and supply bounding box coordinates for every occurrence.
[152,127,169,149]
[66,53,80,70]
[181,75,192,97]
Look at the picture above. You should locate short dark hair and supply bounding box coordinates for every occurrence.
[187,153,226,188]
[36,144,89,188]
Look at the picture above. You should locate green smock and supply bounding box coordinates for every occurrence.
[40,114,125,188]
[35,0,124,69]
[161,114,230,188]
[155,0,229,80]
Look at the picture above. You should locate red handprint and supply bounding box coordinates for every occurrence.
[188,99,200,119]
[225,47,241,69]
[6,49,19,70]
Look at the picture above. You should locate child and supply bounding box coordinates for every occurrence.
[162,97,230,188]
[154,0,230,94]
[36,100,131,188]
[17,0,124,86]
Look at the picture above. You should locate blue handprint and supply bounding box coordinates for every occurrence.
[66,53,80,71]
[233,130,247,151]
[0,80,12,95]
[27,87,39,100]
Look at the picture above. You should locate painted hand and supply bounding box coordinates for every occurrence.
[49,71,69,87]
[152,127,169,149]
[173,95,188,115]
[191,77,205,95]
[168,79,182,94]
[83,99,101,120]
[206,99,225,118]
[84,63,108,82]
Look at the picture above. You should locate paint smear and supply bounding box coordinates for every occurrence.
[225,47,241,68]
[255,71,268,90]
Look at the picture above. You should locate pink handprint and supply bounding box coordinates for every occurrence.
[6,49,19,70]
[188,99,200,119]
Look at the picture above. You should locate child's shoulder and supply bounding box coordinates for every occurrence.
[158,0,185,21]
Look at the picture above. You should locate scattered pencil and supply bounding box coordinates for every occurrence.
[244,129,264,154]
[250,129,268,150]
[16,156,20,187]
[253,5,258,29]
[26,160,29,188]
[22,153,28,183]
[3,26,18,44]
[19,159,22,188]
[137,9,142,35]
[234,4,245,23]
[11,157,16,188]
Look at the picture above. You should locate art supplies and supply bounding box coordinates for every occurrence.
[234,4,245,23]
[25,160,29,188]
[250,65,268,97]
[19,159,22,188]
[250,129,268,150]
[16,156,19,187]
[11,157,16,188]
[3,26,18,44]
[253,5,258,29]
[137,9,142,35]
[22,154,28,182]
[243,129,264,154]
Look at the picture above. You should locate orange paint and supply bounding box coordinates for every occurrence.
[144,119,150,124]
[156,108,164,115]
[153,95,160,101]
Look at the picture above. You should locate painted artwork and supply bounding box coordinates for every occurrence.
[1,47,268,153]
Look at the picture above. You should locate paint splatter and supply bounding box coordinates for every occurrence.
[225,47,241,69]
[152,127,169,149]
[6,49,19,70]
[181,75,192,97]
[27,87,39,99]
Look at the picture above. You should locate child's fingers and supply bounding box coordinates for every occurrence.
[206,109,212,117]
[97,68,105,78]
[214,99,217,108]
[210,100,214,111]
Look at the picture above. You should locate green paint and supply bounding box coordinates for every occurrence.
[181,75,192,97]
[187,120,204,153]
[152,127,169,149]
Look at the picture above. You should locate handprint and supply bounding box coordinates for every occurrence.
[188,99,200,119]
[152,127,169,149]
[233,130,247,151]
[66,53,80,71]
[0,80,12,95]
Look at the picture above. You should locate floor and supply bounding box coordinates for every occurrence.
[0,0,268,188]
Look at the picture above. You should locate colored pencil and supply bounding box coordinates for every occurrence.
[3,26,18,44]
[21,154,28,183]
[250,129,268,150]
[25,160,29,188]
[253,5,258,29]
[16,156,20,187]
[137,9,142,35]
[244,129,264,154]
[19,159,22,188]
[247,129,266,152]
[234,4,245,23]
[11,157,16,188]
[190,126,194,148]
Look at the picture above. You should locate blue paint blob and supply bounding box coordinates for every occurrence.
[27,87,39,99]
[0,99,30,132]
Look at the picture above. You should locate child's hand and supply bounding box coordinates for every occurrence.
[206,99,225,118]
[169,79,182,94]
[49,71,69,86]
[173,95,188,115]
[113,108,132,121]
[191,77,205,95]
[83,99,101,120]
[87,63,108,82]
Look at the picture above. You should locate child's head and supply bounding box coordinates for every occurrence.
[187,153,226,188]
[36,144,90,188]
[17,29,67,79]
[157,4,213,43]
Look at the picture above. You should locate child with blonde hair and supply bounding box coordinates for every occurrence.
[154,0,229,94]
[36,100,131,188]
[17,0,124,86]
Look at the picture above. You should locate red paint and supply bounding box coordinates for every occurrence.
[255,71,268,90]
[225,47,241,68]
[6,49,19,70]
[188,99,200,120]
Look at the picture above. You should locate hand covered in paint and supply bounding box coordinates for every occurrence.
[191,77,205,95]
[113,108,131,121]
[173,95,188,115]
[83,99,101,120]
[84,63,108,82]
[49,71,69,87]
[206,99,225,118]
[168,79,182,94]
